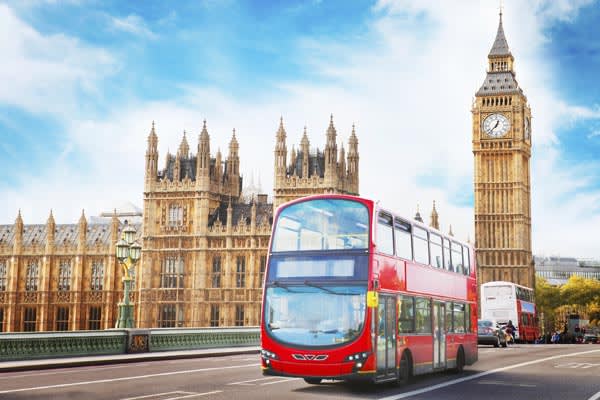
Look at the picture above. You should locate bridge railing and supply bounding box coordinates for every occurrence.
[0,327,260,361]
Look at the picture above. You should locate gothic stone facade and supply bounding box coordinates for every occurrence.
[0,211,136,332]
[138,117,359,328]
[472,13,534,290]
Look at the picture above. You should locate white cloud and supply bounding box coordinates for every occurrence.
[0,4,116,116]
[110,14,157,39]
[588,130,600,139]
[2,0,600,260]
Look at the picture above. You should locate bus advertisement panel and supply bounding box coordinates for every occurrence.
[260,194,478,385]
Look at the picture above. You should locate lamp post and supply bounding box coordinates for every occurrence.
[115,221,142,328]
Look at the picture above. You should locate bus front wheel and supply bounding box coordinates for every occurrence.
[304,378,322,385]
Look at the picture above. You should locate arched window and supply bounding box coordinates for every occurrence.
[58,261,72,291]
[91,261,104,291]
[26,262,39,292]
[168,204,183,227]
[161,256,184,288]
[0,260,6,292]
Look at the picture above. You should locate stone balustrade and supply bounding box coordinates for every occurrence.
[0,327,259,361]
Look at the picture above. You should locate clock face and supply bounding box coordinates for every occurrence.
[524,117,531,140]
[482,113,510,138]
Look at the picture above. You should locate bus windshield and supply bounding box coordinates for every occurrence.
[271,198,369,252]
[264,284,367,347]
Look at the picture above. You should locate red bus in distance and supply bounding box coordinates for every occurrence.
[260,194,478,385]
[480,281,540,343]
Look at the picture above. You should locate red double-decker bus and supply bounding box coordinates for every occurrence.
[260,194,478,385]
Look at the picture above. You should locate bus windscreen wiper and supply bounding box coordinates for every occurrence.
[303,280,338,295]
[271,280,292,292]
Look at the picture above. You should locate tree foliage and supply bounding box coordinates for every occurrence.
[535,276,561,312]
[536,275,600,331]
[560,275,600,307]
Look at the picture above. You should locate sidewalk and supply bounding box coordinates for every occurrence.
[0,346,260,372]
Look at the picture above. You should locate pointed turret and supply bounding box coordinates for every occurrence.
[196,120,211,187]
[448,225,454,237]
[78,209,87,252]
[347,123,359,193]
[301,126,310,178]
[46,210,56,253]
[324,114,338,183]
[227,128,241,198]
[477,10,520,96]
[489,11,511,57]
[145,121,159,188]
[47,209,55,226]
[110,209,119,253]
[178,130,190,158]
[414,205,423,223]
[173,131,187,181]
[430,201,439,230]
[13,210,23,253]
[274,117,287,181]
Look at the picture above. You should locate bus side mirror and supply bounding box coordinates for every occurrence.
[372,279,380,290]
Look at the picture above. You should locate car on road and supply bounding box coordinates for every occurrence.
[478,319,507,348]
[583,333,598,344]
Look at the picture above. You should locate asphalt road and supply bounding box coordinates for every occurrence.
[1,344,600,400]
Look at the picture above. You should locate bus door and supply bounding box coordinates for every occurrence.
[377,294,397,379]
[433,301,446,369]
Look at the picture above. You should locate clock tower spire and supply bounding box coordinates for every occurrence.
[472,10,534,290]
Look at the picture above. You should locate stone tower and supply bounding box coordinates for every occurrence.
[472,11,533,288]
[140,121,273,328]
[273,116,360,209]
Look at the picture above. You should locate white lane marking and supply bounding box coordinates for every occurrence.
[122,391,196,400]
[227,377,281,385]
[478,380,536,387]
[0,363,260,395]
[378,348,600,400]
[260,377,300,386]
[165,391,223,400]
[554,362,600,369]
[588,390,600,400]
[0,364,133,380]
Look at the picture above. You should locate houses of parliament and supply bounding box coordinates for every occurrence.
[0,12,534,332]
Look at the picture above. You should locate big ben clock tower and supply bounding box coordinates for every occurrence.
[473,11,534,289]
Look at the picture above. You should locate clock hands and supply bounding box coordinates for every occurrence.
[491,120,500,131]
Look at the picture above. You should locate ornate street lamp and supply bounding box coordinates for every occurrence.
[115,221,141,328]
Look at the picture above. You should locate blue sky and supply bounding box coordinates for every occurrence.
[1,0,600,258]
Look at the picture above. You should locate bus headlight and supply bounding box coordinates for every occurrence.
[261,349,279,360]
[345,352,370,362]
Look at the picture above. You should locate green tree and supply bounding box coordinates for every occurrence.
[535,276,561,333]
[560,276,600,307]
[535,275,561,312]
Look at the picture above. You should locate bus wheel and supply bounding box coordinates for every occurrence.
[397,351,411,385]
[454,348,465,373]
[304,378,322,385]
